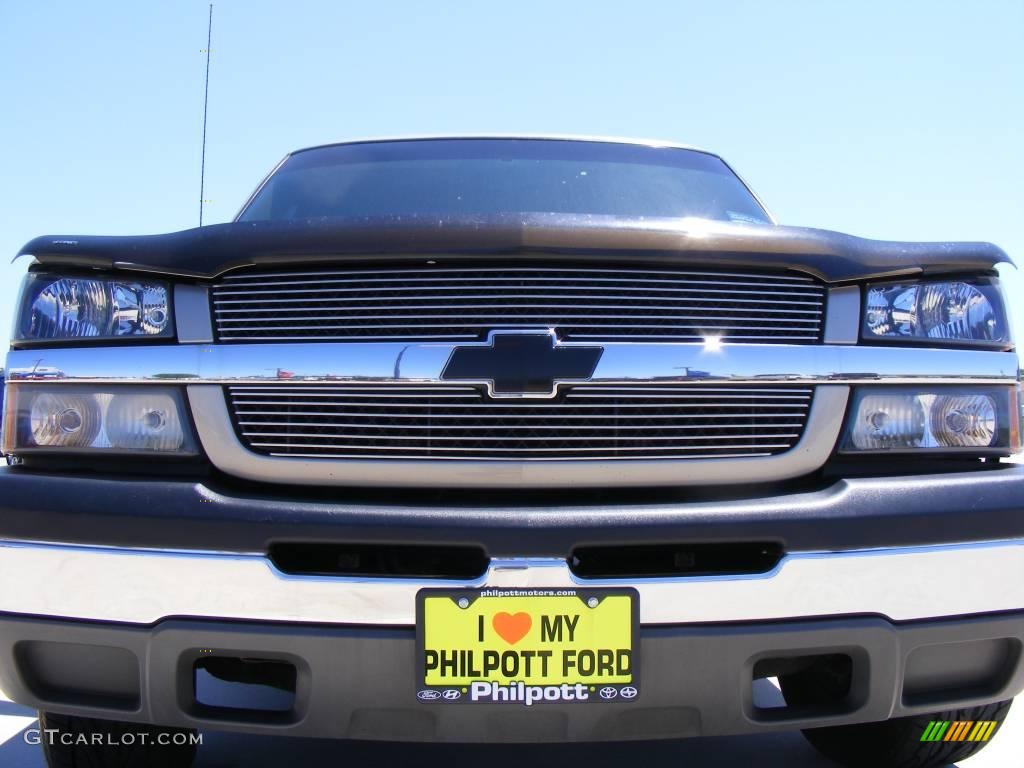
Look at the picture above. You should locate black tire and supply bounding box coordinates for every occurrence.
[37,711,198,768]
[779,670,1011,768]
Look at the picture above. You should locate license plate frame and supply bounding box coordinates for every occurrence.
[415,586,639,705]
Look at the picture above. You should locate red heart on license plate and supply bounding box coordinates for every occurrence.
[492,612,532,645]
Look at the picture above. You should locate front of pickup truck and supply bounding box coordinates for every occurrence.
[1,136,1022,768]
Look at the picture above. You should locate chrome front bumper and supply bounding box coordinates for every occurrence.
[3,537,1024,626]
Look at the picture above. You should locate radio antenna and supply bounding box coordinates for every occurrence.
[199,4,213,226]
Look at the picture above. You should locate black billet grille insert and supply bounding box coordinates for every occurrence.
[211,264,826,343]
[227,384,814,461]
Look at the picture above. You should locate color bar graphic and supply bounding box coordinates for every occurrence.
[921,720,997,742]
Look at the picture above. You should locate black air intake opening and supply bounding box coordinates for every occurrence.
[570,541,783,579]
[269,542,489,579]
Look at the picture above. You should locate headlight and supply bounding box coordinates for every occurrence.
[862,278,1009,346]
[841,387,1020,454]
[15,274,172,342]
[2,385,197,455]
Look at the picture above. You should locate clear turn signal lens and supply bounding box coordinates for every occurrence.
[3,386,196,455]
[842,388,1014,454]
[28,392,104,448]
[848,393,927,450]
[929,394,997,448]
[106,391,189,451]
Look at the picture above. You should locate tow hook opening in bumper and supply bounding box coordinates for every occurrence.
[750,652,858,720]
[194,655,298,720]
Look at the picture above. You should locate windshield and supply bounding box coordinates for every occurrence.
[238,139,772,225]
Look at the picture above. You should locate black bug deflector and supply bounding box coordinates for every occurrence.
[17,216,1011,283]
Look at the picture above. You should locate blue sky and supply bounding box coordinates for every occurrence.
[1,0,1021,346]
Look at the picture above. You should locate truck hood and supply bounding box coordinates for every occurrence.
[15,214,1012,284]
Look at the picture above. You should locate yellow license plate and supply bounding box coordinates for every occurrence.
[416,587,638,705]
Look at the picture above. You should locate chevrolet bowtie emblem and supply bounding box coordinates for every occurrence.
[441,330,604,398]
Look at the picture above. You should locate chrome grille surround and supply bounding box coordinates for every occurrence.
[211,265,826,343]
[8,276,1016,486]
[226,384,814,461]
